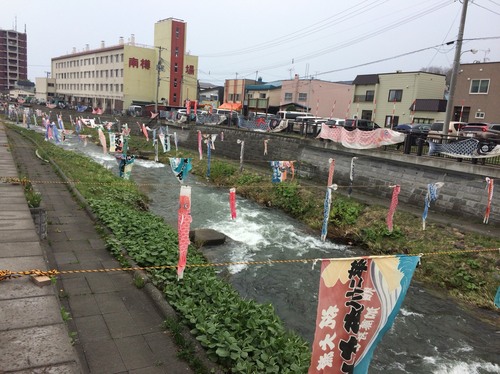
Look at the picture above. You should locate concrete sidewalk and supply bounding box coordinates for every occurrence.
[0,122,81,372]
[0,122,195,373]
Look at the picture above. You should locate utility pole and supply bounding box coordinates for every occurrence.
[443,0,469,137]
[155,47,164,116]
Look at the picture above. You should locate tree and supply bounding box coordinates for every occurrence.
[420,66,452,87]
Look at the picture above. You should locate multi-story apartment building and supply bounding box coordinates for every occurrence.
[0,28,27,94]
[453,61,500,123]
[351,71,446,126]
[50,18,198,112]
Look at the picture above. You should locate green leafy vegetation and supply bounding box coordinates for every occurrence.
[9,124,311,372]
[19,176,42,208]
[7,120,499,370]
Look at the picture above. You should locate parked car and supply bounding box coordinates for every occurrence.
[127,105,143,117]
[343,118,380,131]
[292,116,326,134]
[394,123,412,133]
[461,123,500,143]
[325,118,346,127]
[427,121,467,142]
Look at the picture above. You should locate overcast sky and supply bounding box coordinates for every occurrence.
[2,0,500,85]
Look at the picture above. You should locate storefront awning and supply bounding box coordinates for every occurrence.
[219,102,242,111]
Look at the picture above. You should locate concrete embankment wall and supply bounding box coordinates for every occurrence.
[163,123,500,224]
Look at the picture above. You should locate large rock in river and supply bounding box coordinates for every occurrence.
[189,228,227,246]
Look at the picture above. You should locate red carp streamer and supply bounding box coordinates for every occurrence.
[229,188,237,220]
[386,185,401,232]
[484,177,494,224]
[177,186,192,280]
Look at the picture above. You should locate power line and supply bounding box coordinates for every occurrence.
[471,0,500,15]
[198,1,454,77]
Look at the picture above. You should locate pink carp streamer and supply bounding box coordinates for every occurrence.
[177,186,192,280]
[98,127,107,154]
[197,130,203,160]
[484,177,494,224]
[327,158,335,186]
[138,122,149,141]
[229,188,237,220]
[386,185,401,232]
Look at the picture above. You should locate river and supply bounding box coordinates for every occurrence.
[37,126,500,373]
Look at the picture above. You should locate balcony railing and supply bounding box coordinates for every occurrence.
[353,95,374,103]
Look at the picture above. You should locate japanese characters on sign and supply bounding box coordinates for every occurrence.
[129,57,151,70]
[185,64,194,75]
[310,256,420,374]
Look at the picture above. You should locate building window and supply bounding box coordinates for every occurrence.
[120,54,124,62]
[120,69,123,77]
[229,94,234,101]
[298,93,307,101]
[110,55,113,63]
[174,78,177,87]
[175,47,179,57]
[110,70,113,77]
[470,79,489,94]
[365,90,374,102]
[284,92,293,101]
[174,63,178,72]
[475,111,485,119]
[388,89,403,102]
[173,93,177,103]
[259,93,266,99]
[235,94,240,101]
[176,27,180,38]
[120,84,123,92]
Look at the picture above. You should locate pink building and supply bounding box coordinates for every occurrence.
[280,75,352,118]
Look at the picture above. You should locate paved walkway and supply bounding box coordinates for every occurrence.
[0,122,194,373]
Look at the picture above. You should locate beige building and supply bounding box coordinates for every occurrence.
[280,75,352,118]
[245,80,282,114]
[454,61,500,123]
[49,18,198,113]
[352,71,446,126]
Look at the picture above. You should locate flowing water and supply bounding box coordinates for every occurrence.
[43,129,500,373]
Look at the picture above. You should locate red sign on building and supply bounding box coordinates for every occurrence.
[185,64,194,75]
[129,57,151,70]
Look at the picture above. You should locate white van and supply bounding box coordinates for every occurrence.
[277,111,315,121]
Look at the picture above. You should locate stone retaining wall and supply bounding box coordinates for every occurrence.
[169,124,500,224]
